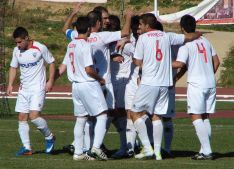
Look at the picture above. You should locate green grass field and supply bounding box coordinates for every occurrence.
[0,99,234,169]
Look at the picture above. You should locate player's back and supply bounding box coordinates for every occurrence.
[65,39,95,83]
[182,37,216,88]
[136,30,173,86]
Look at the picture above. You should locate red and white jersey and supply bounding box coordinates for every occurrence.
[63,39,95,83]
[134,30,185,86]
[10,41,55,90]
[88,31,121,84]
[176,36,217,88]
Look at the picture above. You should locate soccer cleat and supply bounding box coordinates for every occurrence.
[16,147,32,156]
[191,153,214,160]
[111,149,128,159]
[45,136,55,154]
[135,147,154,159]
[155,152,162,160]
[63,144,75,155]
[91,147,108,160]
[127,150,134,158]
[73,153,95,161]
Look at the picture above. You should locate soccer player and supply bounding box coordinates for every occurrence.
[7,27,56,156]
[58,16,108,161]
[172,15,220,160]
[131,13,201,160]
[93,6,110,31]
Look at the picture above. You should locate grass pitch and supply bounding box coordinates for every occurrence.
[0,99,234,169]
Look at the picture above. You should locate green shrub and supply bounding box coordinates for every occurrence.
[219,46,234,87]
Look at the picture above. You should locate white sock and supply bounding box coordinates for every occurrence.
[152,120,163,154]
[199,119,212,153]
[84,120,94,151]
[74,117,87,155]
[163,120,174,153]
[126,119,137,151]
[114,117,127,151]
[93,114,107,149]
[193,119,212,155]
[31,117,52,140]
[18,121,31,150]
[134,117,152,151]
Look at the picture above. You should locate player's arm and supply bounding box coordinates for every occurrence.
[175,65,187,82]
[7,67,17,96]
[121,11,134,38]
[54,64,67,81]
[46,62,56,93]
[133,58,143,67]
[62,3,82,34]
[212,54,220,73]
[85,66,105,85]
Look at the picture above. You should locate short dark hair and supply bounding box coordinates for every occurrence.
[13,27,28,39]
[75,16,90,34]
[109,15,121,31]
[93,6,108,14]
[155,21,163,31]
[180,15,196,33]
[131,15,140,40]
[87,10,102,27]
[140,13,158,29]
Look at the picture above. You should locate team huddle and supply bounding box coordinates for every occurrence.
[6,3,220,161]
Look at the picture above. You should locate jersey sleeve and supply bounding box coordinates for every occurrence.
[66,29,78,40]
[10,48,19,68]
[176,45,189,64]
[83,44,94,67]
[210,43,217,57]
[167,32,185,46]
[133,35,144,60]
[100,31,121,45]
[62,50,69,65]
[41,45,55,64]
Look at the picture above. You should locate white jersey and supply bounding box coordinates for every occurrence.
[176,36,217,88]
[10,41,55,90]
[88,31,121,84]
[111,36,135,81]
[62,38,95,83]
[134,31,185,86]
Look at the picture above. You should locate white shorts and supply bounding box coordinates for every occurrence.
[162,87,176,118]
[125,77,138,110]
[102,83,115,109]
[131,84,169,115]
[112,78,128,108]
[72,81,108,117]
[187,84,216,114]
[15,89,45,113]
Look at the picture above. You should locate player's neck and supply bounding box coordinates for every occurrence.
[146,28,156,33]
[77,34,88,41]
[27,40,33,50]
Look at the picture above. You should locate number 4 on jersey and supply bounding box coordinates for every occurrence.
[196,43,207,63]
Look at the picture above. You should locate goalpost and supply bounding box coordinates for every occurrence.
[0,0,11,118]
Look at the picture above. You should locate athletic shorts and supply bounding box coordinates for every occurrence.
[162,87,176,118]
[112,78,129,108]
[101,83,115,109]
[125,77,138,110]
[72,81,108,117]
[15,88,45,113]
[131,84,169,115]
[187,84,216,114]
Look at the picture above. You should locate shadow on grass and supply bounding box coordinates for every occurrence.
[213,152,234,159]
[33,148,69,155]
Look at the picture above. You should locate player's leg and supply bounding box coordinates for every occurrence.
[162,117,174,156]
[83,117,95,152]
[15,90,32,156]
[29,90,55,154]
[188,85,213,160]
[131,85,158,159]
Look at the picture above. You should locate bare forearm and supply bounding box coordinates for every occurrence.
[62,12,77,34]
[86,67,103,82]
[133,58,142,67]
[8,67,17,86]
[48,63,56,83]
[175,65,187,81]
[213,55,220,73]
[121,14,132,38]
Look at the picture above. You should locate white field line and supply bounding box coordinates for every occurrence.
[4,92,234,102]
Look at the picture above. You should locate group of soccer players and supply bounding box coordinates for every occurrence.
[7,3,220,161]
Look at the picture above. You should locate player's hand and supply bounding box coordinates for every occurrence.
[45,80,54,93]
[72,3,83,14]
[125,10,134,19]
[112,56,124,63]
[6,85,13,96]
[116,38,129,52]
[99,78,105,86]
